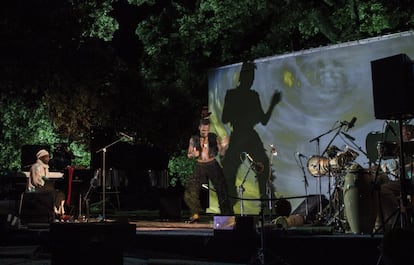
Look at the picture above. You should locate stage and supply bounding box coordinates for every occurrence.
[0,211,388,265]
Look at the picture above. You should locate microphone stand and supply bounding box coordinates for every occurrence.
[96,137,124,221]
[266,146,277,222]
[309,122,346,220]
[341,132,368,158]
[321,122,347,157]
[239,166,252,216]
[309,134,323,217]
[298,155,309,220]
[322,122,347,225]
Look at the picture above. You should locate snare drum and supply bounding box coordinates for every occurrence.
[343,165,378,234]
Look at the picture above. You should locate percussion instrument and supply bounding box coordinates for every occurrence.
[307,146,359,177]
[307,155,331,176]
[343,164,378,234]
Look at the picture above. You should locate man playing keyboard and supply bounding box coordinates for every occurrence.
[28,149,66,219]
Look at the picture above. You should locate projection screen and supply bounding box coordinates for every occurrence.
[207,31,414,215]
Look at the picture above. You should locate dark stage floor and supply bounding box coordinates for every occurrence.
[0,209,392,265]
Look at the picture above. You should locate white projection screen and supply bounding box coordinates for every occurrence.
[206,31,414,215]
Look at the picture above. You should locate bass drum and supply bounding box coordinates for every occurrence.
[307,155,330,176]
[343,164,378,234]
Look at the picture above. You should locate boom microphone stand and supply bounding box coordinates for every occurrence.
[95,136,125,221]
[309,121,345,216]
[297,153,309,219]
[239,158,253,216]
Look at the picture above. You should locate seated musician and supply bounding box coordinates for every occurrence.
[378,124,414,230]
[28,149,67,219]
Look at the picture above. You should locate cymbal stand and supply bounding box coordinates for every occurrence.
[96,137,123,221]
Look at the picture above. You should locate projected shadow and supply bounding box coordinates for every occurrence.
[221,61,281,206]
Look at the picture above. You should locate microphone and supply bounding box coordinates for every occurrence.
[244,153,264,173]
[119,132,134,142]
[246,153,259,164]
[341,131,356,141]
[345,117,357,132]
[295,152,307,159]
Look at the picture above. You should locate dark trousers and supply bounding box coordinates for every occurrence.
[184,160,233,215]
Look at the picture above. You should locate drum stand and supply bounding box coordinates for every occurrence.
[309,121,348,224]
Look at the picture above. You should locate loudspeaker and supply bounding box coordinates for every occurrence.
[50,222,136,265]
[21,144,50,171]
[371,53,414,120]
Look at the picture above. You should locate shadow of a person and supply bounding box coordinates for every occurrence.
[221,61,282,208]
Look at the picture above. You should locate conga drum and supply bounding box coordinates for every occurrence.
[343,165,378,234]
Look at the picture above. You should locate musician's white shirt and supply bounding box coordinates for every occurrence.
[28,159,49,190]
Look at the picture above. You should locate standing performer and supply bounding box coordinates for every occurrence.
[184,107,233,223]
[28,149,66,218]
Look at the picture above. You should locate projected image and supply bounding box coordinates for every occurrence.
[207,32,414,214]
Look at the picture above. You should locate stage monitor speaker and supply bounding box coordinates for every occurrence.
[50,222,136,265]
[371,53,414,120]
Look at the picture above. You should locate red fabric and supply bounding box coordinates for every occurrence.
[66,166,74,206]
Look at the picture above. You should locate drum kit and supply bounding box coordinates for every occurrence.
[306,144,366,232]
[304,121,401,234]
[307,120,414,234]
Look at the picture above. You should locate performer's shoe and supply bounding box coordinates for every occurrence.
[185,214,199,224]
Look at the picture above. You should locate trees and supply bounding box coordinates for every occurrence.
[1,0,413,169]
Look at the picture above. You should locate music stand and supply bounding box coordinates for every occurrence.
[96,137,124,221]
